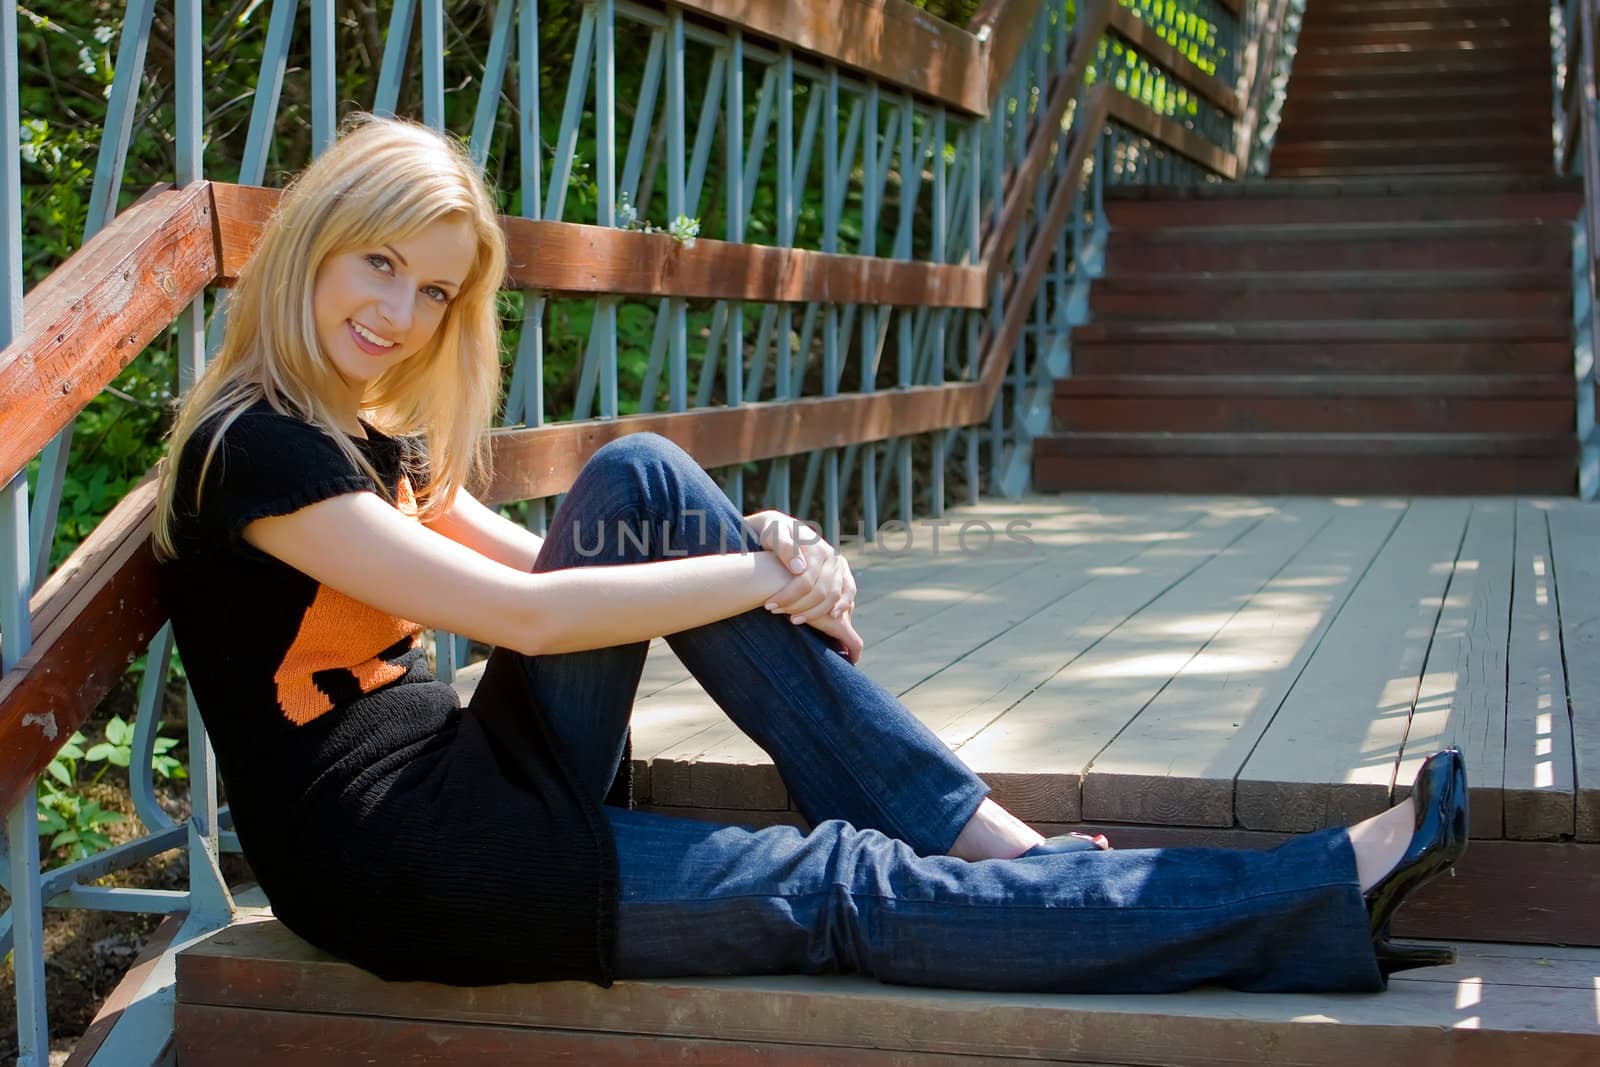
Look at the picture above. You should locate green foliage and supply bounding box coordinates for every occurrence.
[83,714,188,785]
[35,716,186,868]
[37,732,125,865]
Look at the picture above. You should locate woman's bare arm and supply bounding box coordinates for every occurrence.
[242,491,796,656]
[422,486,544,571]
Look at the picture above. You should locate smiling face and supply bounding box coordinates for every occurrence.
[311,213,478,411]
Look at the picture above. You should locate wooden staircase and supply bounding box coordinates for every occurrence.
[1033,0,1580,496]
[1272,0,1554,177]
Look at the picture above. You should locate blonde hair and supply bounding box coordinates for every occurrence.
[153,115,507,561]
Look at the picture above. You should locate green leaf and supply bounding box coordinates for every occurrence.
[84,742,116,762]
[106,715,130,745]
[48,760,73,786]
[50,829,80,848]
[153,737,178,754]
[107,747,131,768]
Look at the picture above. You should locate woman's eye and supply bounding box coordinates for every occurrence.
[365,253,393,273]
[422,285,450,304]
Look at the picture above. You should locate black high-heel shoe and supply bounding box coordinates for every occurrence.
[1364,749,1468,975]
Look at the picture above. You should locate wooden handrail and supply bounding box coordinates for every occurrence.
[0,183,217,491]
[676,0,989,115]
[211,184,986,309]
[0,477,165,817]
[1106,92,1240,178]
[970,0,1044,105]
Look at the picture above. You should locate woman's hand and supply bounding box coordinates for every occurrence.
[745,510,864,662]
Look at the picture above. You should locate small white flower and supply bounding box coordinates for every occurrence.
[77,46,96,76]
[93,25,114,44]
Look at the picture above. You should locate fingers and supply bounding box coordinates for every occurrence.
[758,514,808,578]
[805,610,865,664]
[768,556,853,623]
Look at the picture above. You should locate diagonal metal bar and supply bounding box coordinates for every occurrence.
[620,28,667,205]
[374,0,417,117]
[546,6,597,222]
[470,0,518,168]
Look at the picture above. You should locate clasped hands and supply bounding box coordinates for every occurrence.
[743,509,864,664]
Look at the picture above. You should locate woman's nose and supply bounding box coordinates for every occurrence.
[378,282,413,333]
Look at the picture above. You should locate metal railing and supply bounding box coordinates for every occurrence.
[0,1,1298,1061]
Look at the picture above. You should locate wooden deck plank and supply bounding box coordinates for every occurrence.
[175,1003,1065,1066]
[898,507,1272,753]
[1501,501,1575,839]
[1081,500,1402,827]
[954,499,1335,824]
[175,919,1600,1066]
[1546,501,1600,841]
[1235,500,1473,832]
[643,502,1211,810]
[1398,500,1514,839]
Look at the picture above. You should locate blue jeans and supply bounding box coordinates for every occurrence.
[519,433,1384,994]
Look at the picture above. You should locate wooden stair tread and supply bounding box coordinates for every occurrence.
[1272,137,1553,151]
[1070,341,1571,376]
[1270,163,1558,178]
[1106,219,1569,243]
[173,917,1600,1065]
[1054,375,1572,398]
[1092,270,1571,291]
[1103,175,1581,200]
[1036,432,1573,457]
[1070,320,1569,342]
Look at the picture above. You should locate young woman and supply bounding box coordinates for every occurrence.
[153,116,1467,995]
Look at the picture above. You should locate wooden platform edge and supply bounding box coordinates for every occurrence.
[172,918,1600,1067]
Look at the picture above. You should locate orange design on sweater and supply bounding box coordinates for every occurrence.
[272,475,423,725]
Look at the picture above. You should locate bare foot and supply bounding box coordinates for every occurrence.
[1347,797,1416,893]
[947,798,1044,861]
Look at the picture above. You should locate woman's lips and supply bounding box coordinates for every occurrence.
[347,320,397,357]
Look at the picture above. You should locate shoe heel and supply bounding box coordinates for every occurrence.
[1375,938,1457,976]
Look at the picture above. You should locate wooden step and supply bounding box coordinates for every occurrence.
[1070,339,1572,377]
[1033,432,1576,494]
[1103,175,1582,202]
[1053,375,1573,434]
[1090,267,1571,290]
[1282,92,1553,125]
[173,917,1600,1066]
[1269,140,1555,169]
[1275,110,1557,142]
[1104,188,1580,225]
[1295,43,1552,72]
[1089,284,1568,321]
[1288,69,1553,94]
[1269,161,1557,179]
[1072,320,1571,344]
[1313,0,1552,24]
[1105,222,1572,273]
[1298,21,1548,46]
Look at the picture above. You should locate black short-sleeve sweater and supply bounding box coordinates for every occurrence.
[161,400,617,985]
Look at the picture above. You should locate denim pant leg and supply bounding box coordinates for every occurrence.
[519,433,989,854]
[610,808,1384,994]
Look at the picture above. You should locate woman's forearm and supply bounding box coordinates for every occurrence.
[511,550,796,655]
